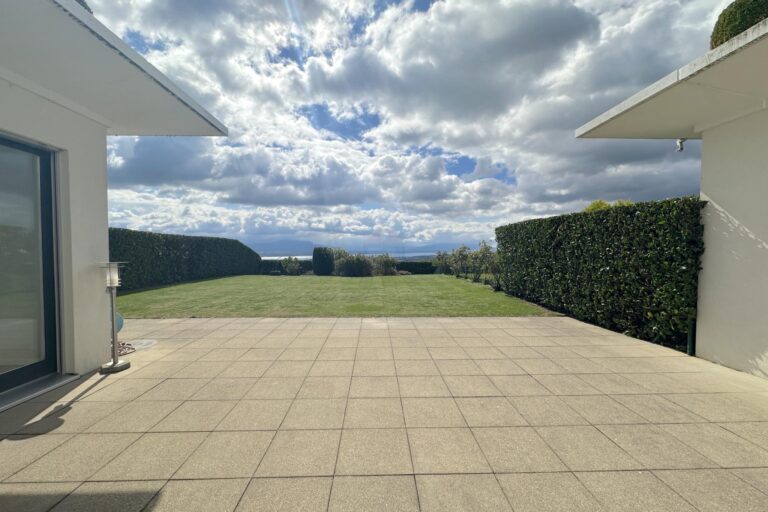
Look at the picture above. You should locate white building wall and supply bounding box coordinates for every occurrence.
[698,108,768,377]
[0,78,110,375]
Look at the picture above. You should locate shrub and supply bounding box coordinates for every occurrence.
[312,247,335,276]
[584,199,611,212]
[260,259,312,275]
[338,254,373,277]
[332,248,350,275]
[711,0,768,48]
[495,197,705,349]
[396,261,436,274]
[281,257,302,276]
[109,228,261,291]
[373,254,398,276]
[585,199,635,213]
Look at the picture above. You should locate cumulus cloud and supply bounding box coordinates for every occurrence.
[92,0,724,252]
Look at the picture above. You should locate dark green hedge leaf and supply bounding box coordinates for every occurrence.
[109,228,261,291]
[495,197,705,350]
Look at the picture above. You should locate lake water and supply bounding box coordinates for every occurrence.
[261,252,437,261]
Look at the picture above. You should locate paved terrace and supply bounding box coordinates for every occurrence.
[3,317,768,511]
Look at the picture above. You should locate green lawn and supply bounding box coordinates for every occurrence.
[117,274,552,318]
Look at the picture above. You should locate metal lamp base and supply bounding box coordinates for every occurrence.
[100,360,131,374]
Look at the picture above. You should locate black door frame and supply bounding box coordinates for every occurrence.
[0,136,58,393]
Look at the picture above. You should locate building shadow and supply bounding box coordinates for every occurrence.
[0,487,163,512]
[1,372,112,439]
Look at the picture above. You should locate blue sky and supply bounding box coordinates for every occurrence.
[93,0,720,254]
[122,29,170,54]
[297,103,381,141]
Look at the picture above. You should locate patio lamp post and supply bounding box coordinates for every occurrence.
[100,262,130,374]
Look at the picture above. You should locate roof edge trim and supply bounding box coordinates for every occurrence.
[575,18,768,139]
[51,0,228,136]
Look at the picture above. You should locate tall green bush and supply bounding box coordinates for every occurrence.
[312,247,335,276]
[332,248,350,275]
[372,254,398,276]
[495,197,705,349]
[109,228,261,291]
[338,254,373,277]
[711,0,768,49]
[281,257,302,276]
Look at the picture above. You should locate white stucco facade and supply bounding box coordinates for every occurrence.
[0,80,111,375]
[0,0,226,402]
[697,109,768,376]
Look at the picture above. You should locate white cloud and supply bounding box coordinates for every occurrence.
[91,0,722,253]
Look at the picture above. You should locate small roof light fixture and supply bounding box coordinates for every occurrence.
[100,262,131,374]
[676,138,687,152]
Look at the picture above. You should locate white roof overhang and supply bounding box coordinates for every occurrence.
[576,20,768,140]
[0,0,227,136]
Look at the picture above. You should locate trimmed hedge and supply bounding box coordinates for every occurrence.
[313,248,335,276]
[495,197,705,349]
[396,261,436,274]
[109,228,261,291]
[260,259,312,275]
[711,0,768,49]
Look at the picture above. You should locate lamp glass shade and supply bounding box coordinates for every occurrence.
[106,265,121,288]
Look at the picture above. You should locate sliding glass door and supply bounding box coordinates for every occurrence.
[0,137,57,393]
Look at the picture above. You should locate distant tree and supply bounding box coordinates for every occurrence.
[487,251,503,291]
[312,247,335,276]
[711,0,768,49]
[449,245,471,278]
[584,199,634,212]
[584,199,611,212]
[372,253,398,276]
[467,250,479,282]
[470,241,494,283]
[281,257,302,276]
[332,248,350,275]
[337,254,373,277]
[434,251,451,274]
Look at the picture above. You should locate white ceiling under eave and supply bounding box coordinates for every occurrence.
[0,0,227,137]
[576,19,768,141]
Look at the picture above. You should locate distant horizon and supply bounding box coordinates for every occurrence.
[260,251,439,261]
[108,224,486,257]
[103,0,709,251]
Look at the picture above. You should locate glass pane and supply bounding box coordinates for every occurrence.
[0,144,44,375]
